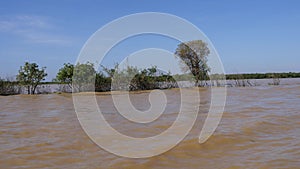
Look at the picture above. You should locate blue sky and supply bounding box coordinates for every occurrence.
[0,0,299,80]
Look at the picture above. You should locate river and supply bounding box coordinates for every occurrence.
[0,80,299,168]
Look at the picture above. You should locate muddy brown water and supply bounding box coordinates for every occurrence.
[0,85,300,168]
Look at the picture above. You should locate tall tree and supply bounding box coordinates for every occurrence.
[17,62,47,94]
[175,40,210,86]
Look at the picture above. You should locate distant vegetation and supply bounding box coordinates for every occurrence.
[224,72,300,87]
[1,63,300,95]
[1,40,300,95]
[225,72,300,79]
[0,77,20,95]
[107,65,175,91]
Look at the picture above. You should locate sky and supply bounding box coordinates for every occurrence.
[0,0,299,81]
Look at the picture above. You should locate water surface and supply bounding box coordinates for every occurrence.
[1,84,299,168]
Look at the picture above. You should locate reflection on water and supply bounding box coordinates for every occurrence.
[1,84,300,168]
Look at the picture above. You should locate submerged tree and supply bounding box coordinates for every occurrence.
[72,62,96,92]
[56,63,74,89]
[101,64,161,91]
[17,62,47,94]
[95,72,111,92]
[0,77,20,95]
[175,40,210,86]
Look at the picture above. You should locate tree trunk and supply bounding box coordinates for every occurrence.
[68,83,73,92]
[30,85,34,94]
[195,79,199,87]
[32,84,38,94]
[27,85,30,94]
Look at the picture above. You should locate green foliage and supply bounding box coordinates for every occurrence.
[225,72,300,80]
[16,62,47,94]
[130,67,157,90]
[172,73,194,81]
[72,62,96,92]
[0,77,20,95]
[109,65,140,90]
[56,63,74,88]
[175,40,210,86]
[95,72,111,92]
[101,63,119,78]
[100,65,176,91]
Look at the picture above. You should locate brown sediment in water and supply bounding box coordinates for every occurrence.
[0,85,299,168]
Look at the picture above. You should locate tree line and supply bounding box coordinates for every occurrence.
[0,40,210,95]
[55,62,176,93]
[1,39,300,95]
[1,62,300,95]
[225,72,300,79]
